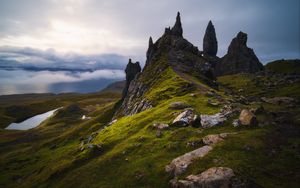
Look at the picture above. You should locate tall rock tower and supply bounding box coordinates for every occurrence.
[203,21,218,56]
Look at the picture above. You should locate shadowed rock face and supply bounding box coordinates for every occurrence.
[203,21,218,57]
[214,31,264,76]
[122,59,141,99]
[114,12,214,118]
[171,12,183,37]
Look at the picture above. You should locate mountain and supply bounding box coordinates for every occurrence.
[101,80,126,93]
[0,12,299,188]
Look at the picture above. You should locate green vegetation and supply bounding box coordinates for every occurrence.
[265,59,300,74]
[0,62,299,187]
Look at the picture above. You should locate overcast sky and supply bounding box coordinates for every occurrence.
[0,0,299,67]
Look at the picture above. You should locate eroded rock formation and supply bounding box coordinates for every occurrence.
[203,21,218,57]
[171,12,183,37]
[215,31,264,76]
[122,59,141,99]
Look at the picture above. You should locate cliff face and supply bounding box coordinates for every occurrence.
[115,14,265,118]
[214,32,264,76]
[122,59,141,99]
[114,13,213,117]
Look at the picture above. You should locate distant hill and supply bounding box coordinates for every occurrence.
[101,80,125,93]
[265,59,300,74]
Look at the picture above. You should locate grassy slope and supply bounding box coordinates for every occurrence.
[265,59,300,74]
[0,65,299,187]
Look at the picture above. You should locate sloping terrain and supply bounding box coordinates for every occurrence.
[0,13,299,188]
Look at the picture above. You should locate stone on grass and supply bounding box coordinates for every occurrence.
[239,109,257,126]
[165,145,213,175]
[171,167,235,188]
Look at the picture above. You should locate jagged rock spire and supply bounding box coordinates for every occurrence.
[122,59,141,99]
[214,31,264,76]
[171,12,183,37]
[203,20,218,56]
[146,36,153,59]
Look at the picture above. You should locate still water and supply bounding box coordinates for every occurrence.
[5,108,60,130]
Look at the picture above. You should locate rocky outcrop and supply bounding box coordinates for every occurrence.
[170,167,235,188]
[238,109,258,126]
[203,21,218,57]
[172,109,201,127]
[122,59,141,99]
[215,31,264,76]
[115,13,214,117]
[166,132,233,176]
[165,145,213,175]
[200,106,238,128]
[171,12,183,37]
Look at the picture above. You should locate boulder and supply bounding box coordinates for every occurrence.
[203,21,218,56]
[169,102,190,109]
[238,109,257,126]
[172,109,200,127]
[171,167,235,188]
[215,31,264,76]
[165,145,213,175]
[202,134,225,146]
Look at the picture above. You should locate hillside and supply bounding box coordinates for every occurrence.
[265,59,300,74]
[0,13,299,188]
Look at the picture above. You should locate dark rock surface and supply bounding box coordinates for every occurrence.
[115,13,214,117]
[122,59,141,99]
[171,12,183,37]
[203,21,218,57]
[215,31,264,76]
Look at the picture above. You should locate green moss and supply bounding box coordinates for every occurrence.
[265,59,300,74]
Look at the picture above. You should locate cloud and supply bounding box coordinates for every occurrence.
[0,69,125,85]
[0,46,131,71]
[0,0,299,63]
[0,69,125,95]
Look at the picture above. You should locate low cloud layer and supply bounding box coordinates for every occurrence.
[0,46,129,71]
[0,69,125,95]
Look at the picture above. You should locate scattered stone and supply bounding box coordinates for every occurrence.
[200,106,238,128]
[169,102,190,109]
[202,134,224,146]
[202,133,234,146]
[152,123,169,130]
[232,119,240,127]
[171,167,235,188]
[238,109,258,126]
[186,140,202,148]
[261,97,296,105]
[165,145,213,175]
[81,115,91,120]
[172,109,200,127]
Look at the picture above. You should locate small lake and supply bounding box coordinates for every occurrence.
[5,108,60,130]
